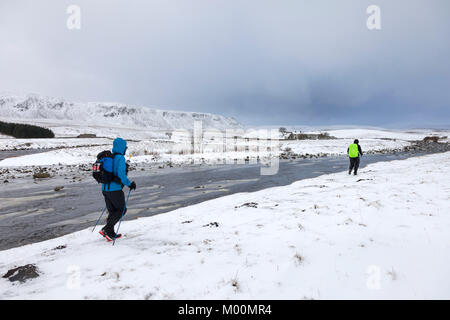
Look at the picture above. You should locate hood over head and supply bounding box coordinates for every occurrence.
[112,137,127,155]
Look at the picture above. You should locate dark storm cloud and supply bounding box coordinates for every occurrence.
[0,0,449,127]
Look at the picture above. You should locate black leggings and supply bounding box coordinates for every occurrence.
[349,157,360,174]
[102,190,127,235]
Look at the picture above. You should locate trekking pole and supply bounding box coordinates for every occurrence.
[92,206,107,232]
[113,189,132,246]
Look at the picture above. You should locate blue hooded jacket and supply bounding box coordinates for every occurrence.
[102,138,132,192]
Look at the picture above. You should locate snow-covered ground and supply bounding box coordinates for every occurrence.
[281,138,411,157]
[266,126,450,141]
[2,127,448,168]
[279,128,449,155]
[326,128,448,141]
[1,93,448,168]
[0,138,112,151]
[1,152,449,299]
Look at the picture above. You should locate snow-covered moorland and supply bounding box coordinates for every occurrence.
[1,128,449,168]
[279,128,450,157]
[1,152,449,299]
[0,93,242,140]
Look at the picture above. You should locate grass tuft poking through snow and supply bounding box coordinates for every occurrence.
[294,253,304,265]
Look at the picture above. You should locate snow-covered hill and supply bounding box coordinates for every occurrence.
[0,93,242,134]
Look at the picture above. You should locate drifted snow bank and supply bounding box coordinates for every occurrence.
[0,152,449,299]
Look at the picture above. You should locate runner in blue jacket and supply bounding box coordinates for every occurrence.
[99,137,136,241]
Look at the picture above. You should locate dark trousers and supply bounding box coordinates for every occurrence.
[102,190,127,236]
[349,157,360,174]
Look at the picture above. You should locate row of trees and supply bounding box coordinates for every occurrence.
[0,121,55,138]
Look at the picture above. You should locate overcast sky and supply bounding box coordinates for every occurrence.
[0,0,449,127]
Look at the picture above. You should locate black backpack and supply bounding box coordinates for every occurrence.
[92,151,130,187]
[92,151,117,185]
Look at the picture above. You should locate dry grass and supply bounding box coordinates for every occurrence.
[294,252,304,265]
[230,271,240,292]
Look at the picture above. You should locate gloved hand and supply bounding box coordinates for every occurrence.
[129,181,136,191]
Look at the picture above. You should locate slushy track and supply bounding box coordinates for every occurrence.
[0,151,430,250]
[0,148,53,161]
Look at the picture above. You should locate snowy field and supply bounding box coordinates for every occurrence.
[1,128,448,168]
[280,128,449,156]
[271,127,449,141]
[281,138,410,157]
[1,152,449,299]
[325,128,449,141]
[0,138,112,151]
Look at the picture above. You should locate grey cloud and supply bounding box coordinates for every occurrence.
[0,0,449,127]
